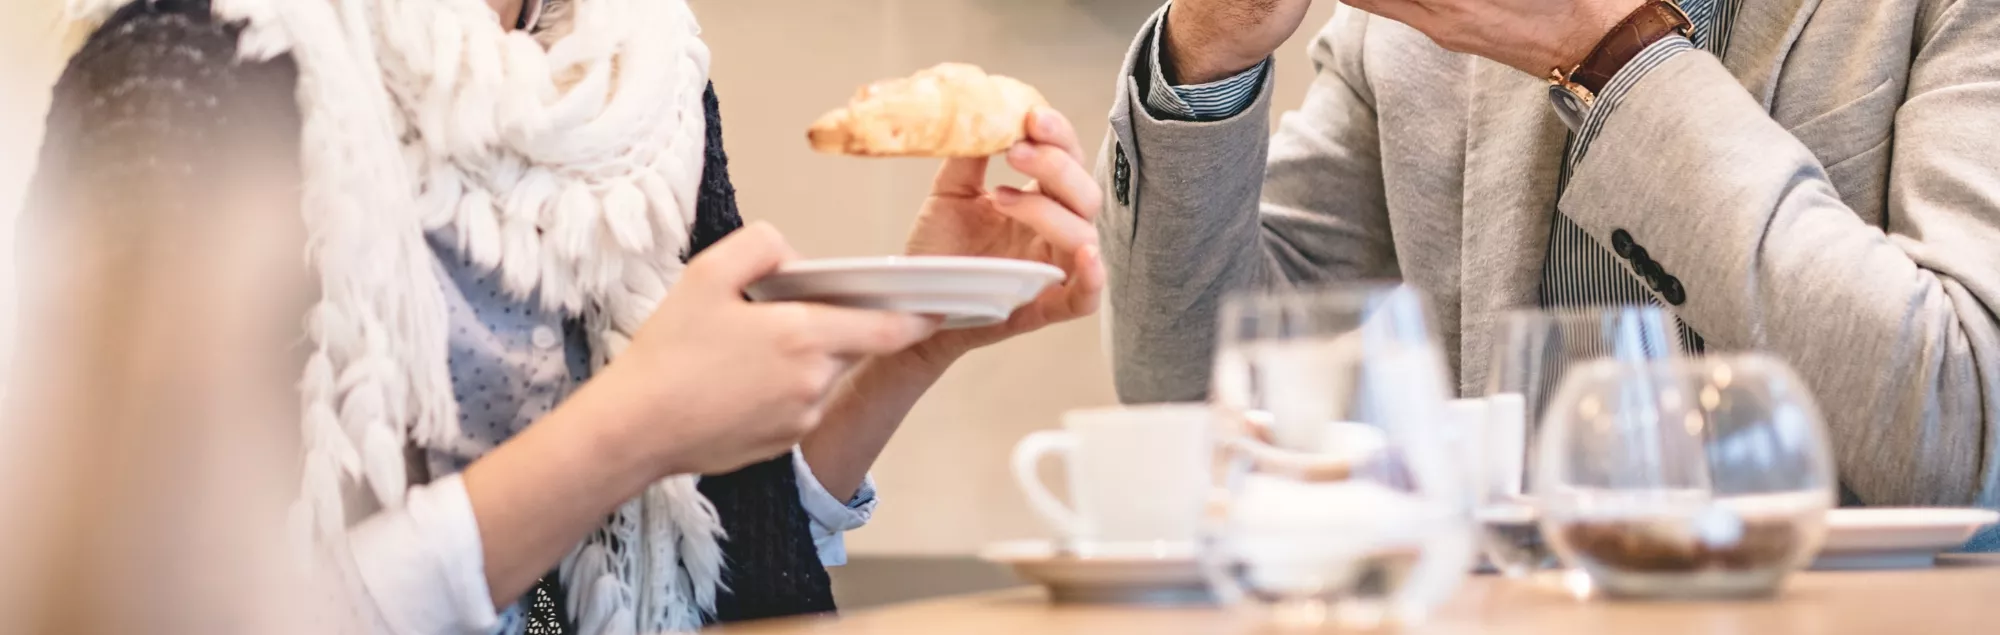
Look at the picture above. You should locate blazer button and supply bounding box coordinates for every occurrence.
[531,325,562,350]
[1635,257,1664,283]
[1661,276,1687,306]
[1113,144,1132,207]
[1627,245,1649,265]
[1611,229,1636,259]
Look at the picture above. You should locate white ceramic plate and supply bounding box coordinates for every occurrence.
[1812,508,1999,570]
[979,540,1210,604]
[745,256,1065,329]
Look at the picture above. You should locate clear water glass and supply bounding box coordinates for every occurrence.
[1535,354,1836,599]
[1205,284,1474,627]
[1477,306,1684,578]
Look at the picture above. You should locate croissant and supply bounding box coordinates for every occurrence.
[808,63,1049,158]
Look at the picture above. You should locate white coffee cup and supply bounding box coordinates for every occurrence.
[1010,404,1214,543]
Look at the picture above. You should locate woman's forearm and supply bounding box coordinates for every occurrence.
[460,373,667,608]
[800,349,955,501]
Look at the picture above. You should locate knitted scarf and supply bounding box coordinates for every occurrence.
[64,0,726,631]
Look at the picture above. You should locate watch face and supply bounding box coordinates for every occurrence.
[1548,84,1587,129]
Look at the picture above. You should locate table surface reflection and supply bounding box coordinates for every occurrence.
[714,555,2000,634]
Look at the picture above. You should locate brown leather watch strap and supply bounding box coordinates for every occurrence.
[1569,0,1693,93]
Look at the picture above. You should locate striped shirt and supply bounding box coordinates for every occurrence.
[1139,1,1738,352]
[1544,0,1736,353]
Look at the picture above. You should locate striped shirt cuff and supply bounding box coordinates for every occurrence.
[1570,35,1696,163]
[1140,11,1267,121]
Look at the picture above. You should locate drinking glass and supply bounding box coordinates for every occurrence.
[1476,306,1684,577]
[1205,284,1474,627]
[1535,354,1836,599]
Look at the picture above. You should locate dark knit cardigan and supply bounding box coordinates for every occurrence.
[31,0,835,628]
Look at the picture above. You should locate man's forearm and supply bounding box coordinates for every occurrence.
[1100,9,1287,404]
[1559,51,2000,507]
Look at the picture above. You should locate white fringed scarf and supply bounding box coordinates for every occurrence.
[67,0,726,632]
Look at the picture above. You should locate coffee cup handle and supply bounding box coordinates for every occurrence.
[1011,430,1087,538]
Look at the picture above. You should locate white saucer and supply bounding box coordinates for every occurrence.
[979,540,1210,604]
[745,256,1064,329]
[1812,508,1999,570]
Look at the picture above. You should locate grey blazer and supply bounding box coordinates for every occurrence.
[1096,1,2000,511]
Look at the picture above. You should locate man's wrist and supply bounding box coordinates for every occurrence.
[1556,0,1650,73]
[1561,0,1687,90]
[1162,7,1266,85]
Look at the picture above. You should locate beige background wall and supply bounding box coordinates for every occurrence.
[0,0,1338,556]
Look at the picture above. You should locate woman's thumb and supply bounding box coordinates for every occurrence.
[684,222,799,295]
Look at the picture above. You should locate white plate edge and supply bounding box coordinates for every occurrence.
[773,256,1065,280]
[1825,507,2000,529]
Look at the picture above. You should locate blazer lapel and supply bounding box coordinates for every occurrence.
[1455,57,1569,395]
[1719,0,1821,108]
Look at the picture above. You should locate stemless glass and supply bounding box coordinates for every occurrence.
[1477,306,1684,577]
[1205,284,1474,627]
[1535,354,1836,599]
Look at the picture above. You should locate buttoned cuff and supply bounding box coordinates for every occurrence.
[791,448,878,567]
[1566,35,1696,161]
[346,473,501,635]
[1138,5,1268,121]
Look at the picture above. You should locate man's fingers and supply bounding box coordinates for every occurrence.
[991,187,1100,255]
[1005,142,1103,221]
[685,221,799,296]
[1343,0,1433,28]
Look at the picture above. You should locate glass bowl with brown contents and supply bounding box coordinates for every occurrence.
[1534,355,1836,599]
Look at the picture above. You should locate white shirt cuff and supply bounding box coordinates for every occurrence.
[790,447,878,567]
[346,473,500,635]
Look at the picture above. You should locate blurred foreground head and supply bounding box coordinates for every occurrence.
[0,150,335,634]
[0,10,329,632]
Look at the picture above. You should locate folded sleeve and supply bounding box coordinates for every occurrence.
[790,448,878,567]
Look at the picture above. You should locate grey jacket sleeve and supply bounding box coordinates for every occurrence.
[1560,0,2000,507]
[1097,6,1396,403]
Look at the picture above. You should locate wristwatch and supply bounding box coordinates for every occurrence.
[1547,0,1693,128]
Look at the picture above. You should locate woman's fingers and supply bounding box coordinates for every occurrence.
[683,221,798,297]
[1024,108,1086,164]
[1061,243,1106,318]
[933,156,990,197]
[1007,243,1105,331]
[791,304,940,357]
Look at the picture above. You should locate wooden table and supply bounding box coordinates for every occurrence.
[717,556,2000,634]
